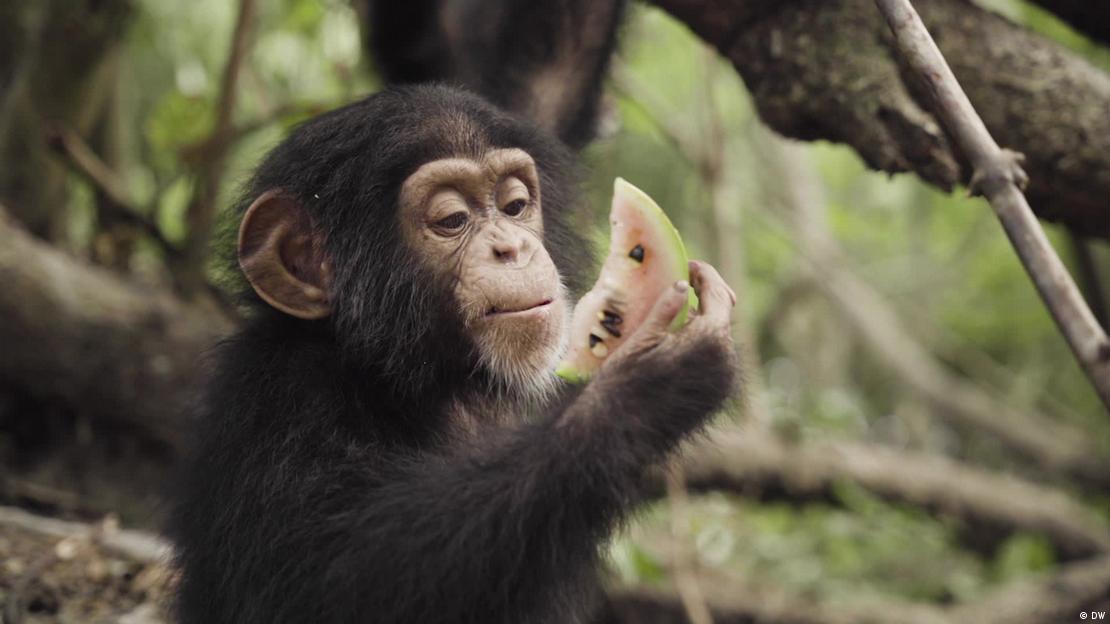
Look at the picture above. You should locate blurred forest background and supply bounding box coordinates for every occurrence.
[1,0,1110,622]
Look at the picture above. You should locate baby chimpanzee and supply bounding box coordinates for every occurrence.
[167,85,736,624]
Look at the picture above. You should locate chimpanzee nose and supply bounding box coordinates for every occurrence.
[489,224,533,266]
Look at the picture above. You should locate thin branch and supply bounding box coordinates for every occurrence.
[755,128,1110,489]
[698,49,773,429]
[0,505,169,564]
[873,0,1110,410]
[46,124,174,253]
[617,60,1107,484]
[665,463,714,624]
[179,0,258,290]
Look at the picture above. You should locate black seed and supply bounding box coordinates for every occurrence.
[629,244,645,262]
[601,322,622,338]
[589,333,603,348]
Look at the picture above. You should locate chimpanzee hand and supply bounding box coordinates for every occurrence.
[575,259,737,462]
[603,259,736,375]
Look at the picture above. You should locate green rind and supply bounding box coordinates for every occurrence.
[554,362,590,384]
[612,178,697,329]
[556,178,696,383]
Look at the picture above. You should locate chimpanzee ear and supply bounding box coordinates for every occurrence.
[238,190,332,319]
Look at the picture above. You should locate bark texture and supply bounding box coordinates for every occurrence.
[0,207,232,448]
[651,0,1110,236]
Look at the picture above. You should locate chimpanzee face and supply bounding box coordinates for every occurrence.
[235,148,568,398]
[398,148,569,392]
[233,87,588,401]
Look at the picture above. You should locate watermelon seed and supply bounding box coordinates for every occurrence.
[629,244,645,262]
[589,335,609,358]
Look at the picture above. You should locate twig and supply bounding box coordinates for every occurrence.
[46,124,175,253]
[665,463,713,624]
[179,0,258,290]
[0,505,169,564]
[697,50,772,429]
[873,0,1110,410]
[754,127,1109,489]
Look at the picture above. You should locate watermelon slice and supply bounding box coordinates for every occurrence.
[555,178,696,383]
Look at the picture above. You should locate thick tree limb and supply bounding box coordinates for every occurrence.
[0,205,232,448]
[874,0,1110,410]
[648,0,1110,238]
[675,431,1110,560]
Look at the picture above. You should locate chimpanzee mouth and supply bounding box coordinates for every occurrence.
[486,299,554,317]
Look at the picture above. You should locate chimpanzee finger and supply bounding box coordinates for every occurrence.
[688,260,734,326]
[636,280,690,340]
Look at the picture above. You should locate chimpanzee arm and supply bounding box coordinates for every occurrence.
[318,340,731,623]
[316,276,736,623]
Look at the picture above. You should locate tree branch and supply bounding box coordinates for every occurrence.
[950,554,1110,624]
[604,568,949,624]
[648,0,1110,238]
[605,553,1110,624]
[754,129,1110,488]
[45,124,175,254]
[0,204,232,448]
[872,0,1110,410]
[673,431,1110,560]
[179,0,257,291]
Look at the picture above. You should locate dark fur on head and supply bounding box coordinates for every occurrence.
[227,85,591,401]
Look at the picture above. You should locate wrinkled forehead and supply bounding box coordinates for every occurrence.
[399,148,537,209]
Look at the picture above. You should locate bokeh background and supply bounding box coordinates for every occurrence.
[1,0,1109,622]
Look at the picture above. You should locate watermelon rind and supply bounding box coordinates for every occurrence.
[555,178,695,383]
[611,178,698,327]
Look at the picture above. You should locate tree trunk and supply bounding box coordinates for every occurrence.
[650,0,1110,236]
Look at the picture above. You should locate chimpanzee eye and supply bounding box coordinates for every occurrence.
[435,212,469,232]
[503,199,528,217]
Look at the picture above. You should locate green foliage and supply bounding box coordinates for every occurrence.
[76,0,1109,607]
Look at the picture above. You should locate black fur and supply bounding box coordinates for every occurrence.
[168,85,735,623]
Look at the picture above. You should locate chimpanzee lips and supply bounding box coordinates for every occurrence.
[486,299,554,317]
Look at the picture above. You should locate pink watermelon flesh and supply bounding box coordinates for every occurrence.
[555,178,695,383]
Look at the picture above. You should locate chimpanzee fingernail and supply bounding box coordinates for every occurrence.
[674,280,689,293]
